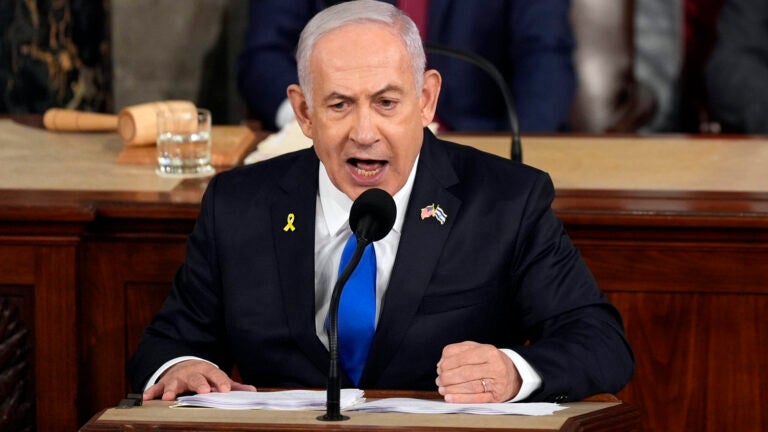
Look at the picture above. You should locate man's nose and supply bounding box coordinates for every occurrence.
[350,108,377,145]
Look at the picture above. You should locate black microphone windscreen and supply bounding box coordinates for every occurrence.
[349,188,396,243]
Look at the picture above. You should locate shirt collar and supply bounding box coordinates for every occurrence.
[318,155,419,237]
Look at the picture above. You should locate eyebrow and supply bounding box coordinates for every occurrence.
[371,84,405,98]
[322,85,405,105]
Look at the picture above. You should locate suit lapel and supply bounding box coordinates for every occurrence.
[363,131,462,386]
[271,150,330,376]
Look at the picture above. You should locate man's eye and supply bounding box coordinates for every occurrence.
[379,99,397,109]
[329,101,348,110]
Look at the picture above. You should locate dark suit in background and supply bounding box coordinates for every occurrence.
[705,0,768,133]
[128,130,634,403]
[237,0,576,132]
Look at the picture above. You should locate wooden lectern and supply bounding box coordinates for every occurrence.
[79,391,640,432]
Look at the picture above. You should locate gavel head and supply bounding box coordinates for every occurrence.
[117,100,197,146]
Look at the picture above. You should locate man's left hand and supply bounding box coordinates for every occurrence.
[436,341,522,403]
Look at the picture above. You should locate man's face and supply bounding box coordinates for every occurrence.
[288,23,440,200]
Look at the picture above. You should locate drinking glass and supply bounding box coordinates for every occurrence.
[156,107,214,177]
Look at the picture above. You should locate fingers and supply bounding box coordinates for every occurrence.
[231,382,257,392]
[435,341,521,403]
[437,341,489,372]
[438,376,496,403]
[143,383,165,401]
[187,371,215,394]
[142,360,253,401]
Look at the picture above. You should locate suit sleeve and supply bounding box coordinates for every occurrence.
[508,173,635,402]
[236,0,320,130]
[126,175,233,392]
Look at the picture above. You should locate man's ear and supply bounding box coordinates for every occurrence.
[419,69,442,127]
[287,84,313,138]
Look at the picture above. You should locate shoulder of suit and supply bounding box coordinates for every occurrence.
[209,148,317,193]
[220,148,316,178]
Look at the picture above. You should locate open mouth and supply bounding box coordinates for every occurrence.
[348,158,387,178]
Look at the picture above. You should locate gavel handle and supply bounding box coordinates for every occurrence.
[43,108,118,132]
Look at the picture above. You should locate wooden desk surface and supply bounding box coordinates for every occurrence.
[2,118,767,194]
[0,118,182,192]
[80,400,638,432]
[440,132,768,192]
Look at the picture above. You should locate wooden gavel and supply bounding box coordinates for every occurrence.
[42,100,197,146]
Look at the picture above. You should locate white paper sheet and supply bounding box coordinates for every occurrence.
[347,398,566,416]
[172,389,365,410]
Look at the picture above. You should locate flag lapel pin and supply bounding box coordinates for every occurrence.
[420,203,447,225]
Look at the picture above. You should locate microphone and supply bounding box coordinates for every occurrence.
[349,188,397,243]
[424,41,523,163]
[319,188,396,422]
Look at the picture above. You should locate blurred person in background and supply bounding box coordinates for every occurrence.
[237,0,575,133]
[705,0,768,133]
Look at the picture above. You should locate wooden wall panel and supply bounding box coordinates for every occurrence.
[568,222,768,431]
[0,287,35,432]
[124,282,175,357]
[579,241,768,293]
[0,243,78,432]
[607,292,767,432]
[0,246,34,284]
[35,245,79,432]
[79,238,186,425]
[702,295,767,430]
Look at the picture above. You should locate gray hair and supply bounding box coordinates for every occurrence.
[296,0,426,108]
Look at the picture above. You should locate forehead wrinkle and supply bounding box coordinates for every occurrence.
[313,62,402,105]
[323,84,405,102]
[321,91,352,105]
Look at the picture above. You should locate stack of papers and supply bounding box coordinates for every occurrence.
[348,398,567,416]
[173,389,364,410]
[172,390,566,416]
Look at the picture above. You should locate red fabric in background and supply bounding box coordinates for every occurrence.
[398,0,429,40]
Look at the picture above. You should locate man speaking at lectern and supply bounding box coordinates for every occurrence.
[129,0,634,404]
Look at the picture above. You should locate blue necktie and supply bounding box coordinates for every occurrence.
[336,234,376,386]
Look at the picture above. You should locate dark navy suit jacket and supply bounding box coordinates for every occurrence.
[128,130,634,403]
[237,0,576,132]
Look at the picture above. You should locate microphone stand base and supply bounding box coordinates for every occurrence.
[317,413,350,422]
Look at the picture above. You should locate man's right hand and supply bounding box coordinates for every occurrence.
[143,359,257,401]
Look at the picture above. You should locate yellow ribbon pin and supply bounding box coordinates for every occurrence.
[283,213,296,232]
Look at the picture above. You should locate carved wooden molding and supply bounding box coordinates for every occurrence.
[0,297,33,432]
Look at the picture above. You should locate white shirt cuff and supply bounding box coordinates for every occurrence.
[499,348,542,402]
[143,356,218,392]
[275,98,296,129]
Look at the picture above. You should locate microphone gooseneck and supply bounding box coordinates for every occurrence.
[424,41,523,163]
[319,188,396,422]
